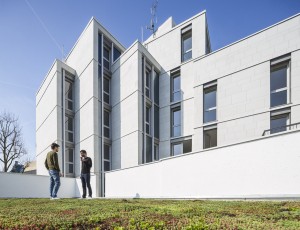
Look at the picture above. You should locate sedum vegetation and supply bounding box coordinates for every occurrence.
[0,199,300,229]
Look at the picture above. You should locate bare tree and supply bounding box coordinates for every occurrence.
[0,112,27,172]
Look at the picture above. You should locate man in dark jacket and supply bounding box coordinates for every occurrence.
[45,143,62,200]
[80,150,92,198]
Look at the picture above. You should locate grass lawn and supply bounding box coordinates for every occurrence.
[0,199,300,229]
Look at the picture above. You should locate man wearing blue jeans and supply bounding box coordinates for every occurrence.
[45,143,63,200]
[80,150,92,199]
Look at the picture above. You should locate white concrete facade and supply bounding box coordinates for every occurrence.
[36,11,300,198]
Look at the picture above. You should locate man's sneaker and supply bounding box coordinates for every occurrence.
[51,197,60,200]
[87,196,92,199]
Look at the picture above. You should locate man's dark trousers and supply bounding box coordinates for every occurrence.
[80,173,92,198]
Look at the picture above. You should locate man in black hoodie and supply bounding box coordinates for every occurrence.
[80,150,92,199]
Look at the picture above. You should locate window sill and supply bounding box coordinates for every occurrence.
[270,103,292,111]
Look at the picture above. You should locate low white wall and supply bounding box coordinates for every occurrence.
[0,173,76,198]
[105,131,300,199]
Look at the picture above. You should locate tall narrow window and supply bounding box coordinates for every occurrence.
[154,144,159,161]
[65,148,74,174]
[204,125,217,149]
[154,71,159,105]
[181,25,192,62]
[104,144,111,171]
[145,69,151,98]
[104,110,110,138]
[146,136,152,163]
[171,72,181,102]
[171,107,181,137]
[98,34,102,65]
[103,46,110,70]
[154,106,159,139]
[146,106,151,135]
[270,58,290,107]
[204,82,217,123]
[171,139,192,156]
[65,116,74,142]
[65,80,73,111]
[113,47,121,62]
[103,77,110,104]
[270,109,290,134]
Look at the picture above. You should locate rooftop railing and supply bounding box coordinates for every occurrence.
[262,122,300,136]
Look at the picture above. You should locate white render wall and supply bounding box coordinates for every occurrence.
[105,130,300,199]
[191,13,300,151]
[0,173,76,198]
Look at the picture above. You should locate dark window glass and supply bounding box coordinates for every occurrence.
[172,143,182,156]
[103,78,110,93]
[270,114,289,134]
[146,70,151,98]
[104,111,110,126]
[67,149,74,162]
[65,116,73,131]
[104,161,110,171]
[204,128,217,149]
[146,136,152,163]
[271,65,287,91]
[271,91,287,107]
[146,107,151,135]
[271,63,288,107]
[154,106,159,139]
[103,47,110,70]
[66,132,73,142]
[113,47,121,62]
[103,77,110,104]
[98,34,102,64]
[182,31,192,62]
[172,108,181,137]
[65,81,73,110]
[154,72,159,104]
[172,75,181,102]
[104,127,110,138]
[104,144,110,160]
[154,145,159,161]
[183,139,192,153]
[204,86,217,123]
[68,164,74,174]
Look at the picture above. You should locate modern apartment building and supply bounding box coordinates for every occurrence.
[36,11,300,198]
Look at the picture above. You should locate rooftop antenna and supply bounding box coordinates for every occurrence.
[146,0,158,35]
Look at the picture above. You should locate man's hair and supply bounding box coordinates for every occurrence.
[51,143,60,150]
[80,150,87,154]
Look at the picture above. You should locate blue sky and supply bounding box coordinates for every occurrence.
[0,0,299,162]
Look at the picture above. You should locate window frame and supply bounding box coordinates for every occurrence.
[203,125,217,149]
[103,46,111,71]
[270,109,290,134]
[103,110,111,139]
[171,106,181,137]
[103,76,110,105]
[181,26,192,62]
[65,148,74,175]
[171,69,181,103]
[203,82,217,124]
[65,115,74,143]
[103,143,111,171]
[145,68,151,99]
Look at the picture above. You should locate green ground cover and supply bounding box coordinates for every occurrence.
[0,199,299,229]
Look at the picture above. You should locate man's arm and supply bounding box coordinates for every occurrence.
[44,158,49,170]
[88,158,92,169]
[53,152,60,172]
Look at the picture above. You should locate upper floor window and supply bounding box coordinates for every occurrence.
[145,69,151,99]
[103,46,110,70]
[104,110,110,138]
[203,125,217,149]
[65,80,73,111]
[171,106,181,137]
[154,71,159,105]
[65,116,74,143]
[171,139,192,156]
[113,47,121,62]
[103,76,110,105]
[181,25,192,62]
[270,55,290,108]
[270,108,290,134]
[104,144,111,171]
[146,106,151,135]
[171,69,181,103]
[204,82,217,123]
